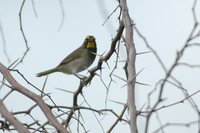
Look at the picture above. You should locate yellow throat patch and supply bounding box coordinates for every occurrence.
[86,42,95,49]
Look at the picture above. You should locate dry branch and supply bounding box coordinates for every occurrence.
[0,100,30,133]
[120,0,137,133]
[65,21,125,127]
[0,63,68,133]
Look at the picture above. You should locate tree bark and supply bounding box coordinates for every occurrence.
[120,0,138,133]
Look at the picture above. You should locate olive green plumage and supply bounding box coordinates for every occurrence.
[36,35,97,77]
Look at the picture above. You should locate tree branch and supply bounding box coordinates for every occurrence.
[65,21,124,127]
[119,0,137,133]
[0,63,68,133]
[0,99,30,133]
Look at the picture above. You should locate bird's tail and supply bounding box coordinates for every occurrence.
[36,68,58,77]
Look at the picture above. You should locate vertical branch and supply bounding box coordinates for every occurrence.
[19,0,28,48]
[14,0,30,67]
[120,0,137,133]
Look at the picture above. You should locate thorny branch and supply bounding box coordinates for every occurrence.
[120,0,137,133]
[13,0,30,68]
[0,1,128,132]
[1,0,200,133]
[107,104,128,133]
[0,100,30,133]
[134,0,200,132]
[0,63,68,133]
[65,21,124,127]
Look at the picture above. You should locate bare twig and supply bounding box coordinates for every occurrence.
[139,87,200,114]
[107,104,128,133]
[134,26,167,73]
[153,120,199,133]
[14,0,30,67]
[31,0,38,17]
[102,5,119,26]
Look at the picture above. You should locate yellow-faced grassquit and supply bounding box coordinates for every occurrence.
[36,35,97,77]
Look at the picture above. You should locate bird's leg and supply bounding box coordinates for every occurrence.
[74,74,87,80]
[74,74,90,86]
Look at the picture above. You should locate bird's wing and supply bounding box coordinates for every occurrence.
[58,47,83,66]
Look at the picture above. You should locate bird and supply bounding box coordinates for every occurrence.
[36,35,97,77]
